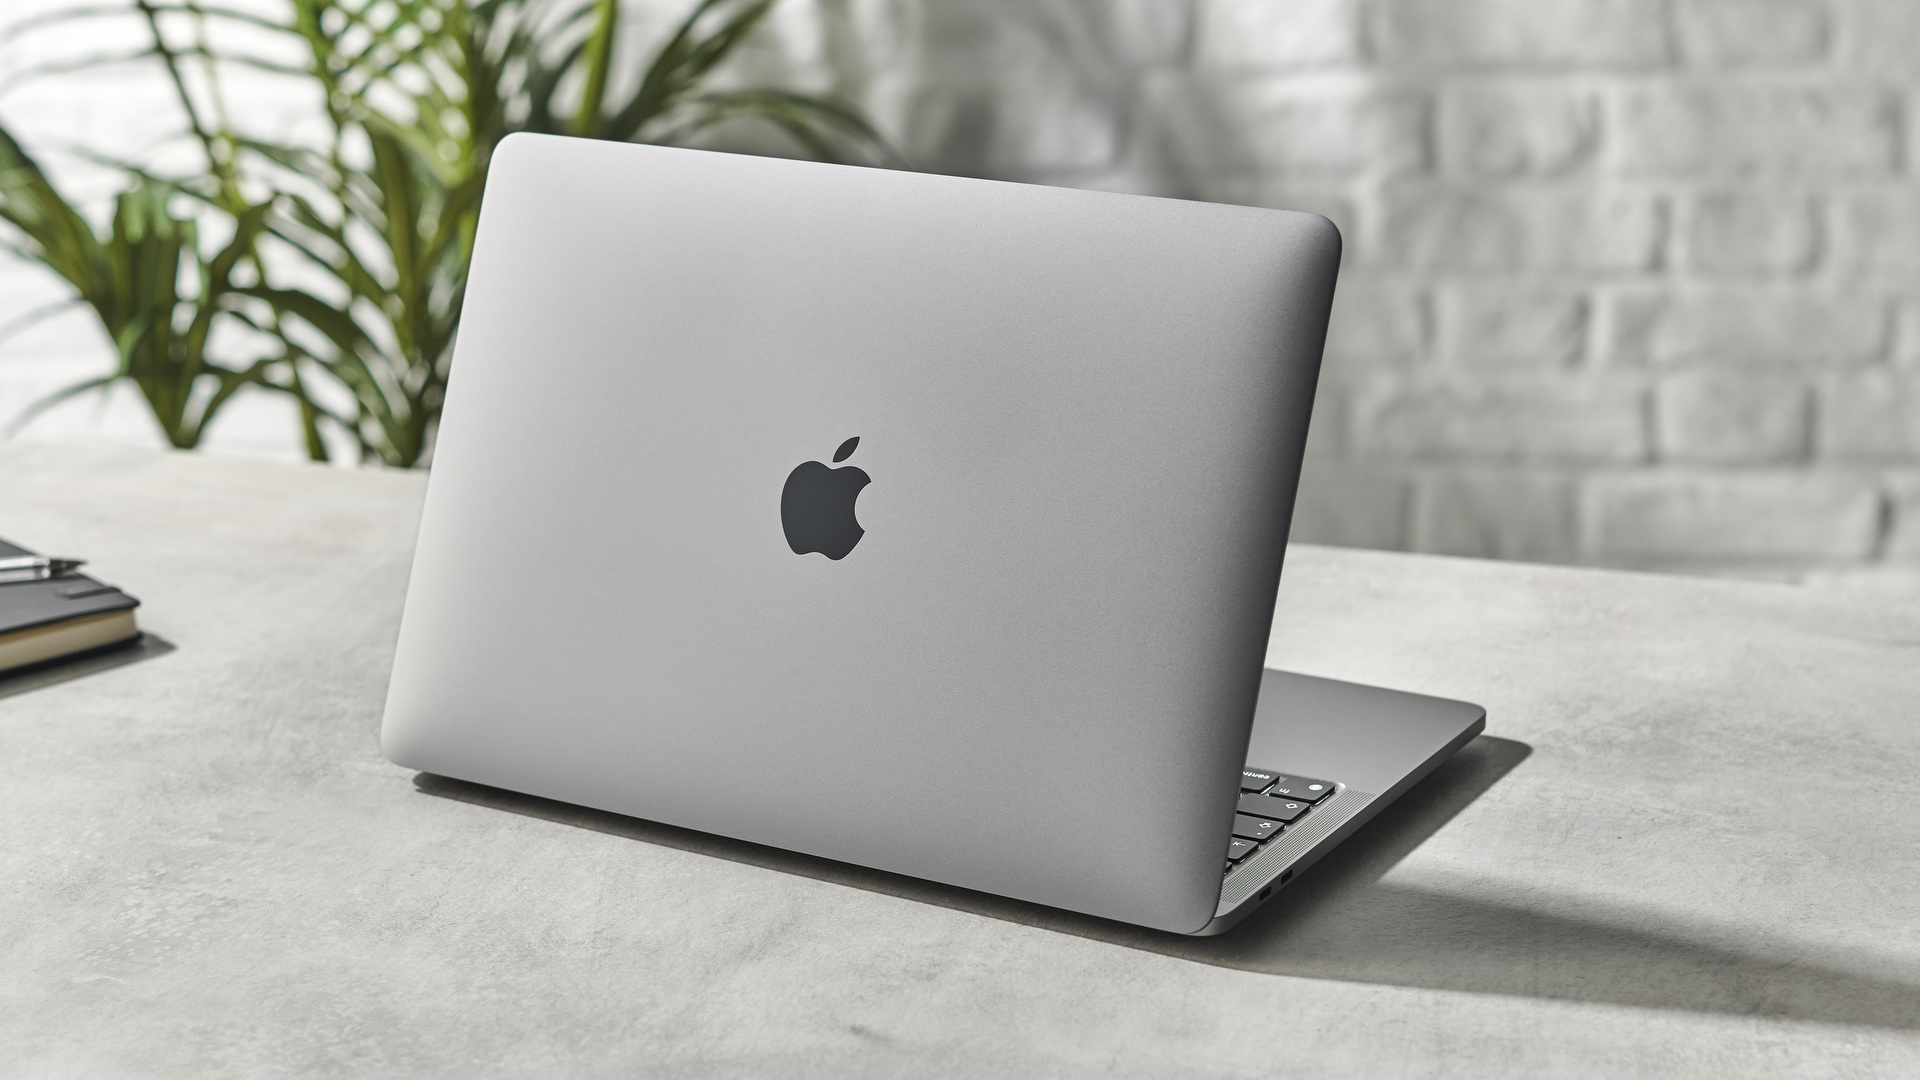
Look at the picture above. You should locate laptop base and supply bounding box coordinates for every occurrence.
[1194,670,1485,936]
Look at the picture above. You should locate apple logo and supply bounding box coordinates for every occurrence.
[781,436,870,560]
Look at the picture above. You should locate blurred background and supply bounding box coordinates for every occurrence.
[3,0,1917,591]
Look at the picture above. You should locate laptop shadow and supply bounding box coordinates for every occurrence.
[414,734,1920,1030]
[0,632,175,701]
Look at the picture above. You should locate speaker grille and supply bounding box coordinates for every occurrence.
[1217,786,1376,911]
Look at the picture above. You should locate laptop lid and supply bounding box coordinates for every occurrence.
[381,134,1340,934]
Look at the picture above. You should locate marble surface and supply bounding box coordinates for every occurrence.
[3,442,1917,1078]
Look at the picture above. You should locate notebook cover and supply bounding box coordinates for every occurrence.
[0,537,140,637]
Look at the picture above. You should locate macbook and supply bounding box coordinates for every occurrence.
[381,134,1485,935]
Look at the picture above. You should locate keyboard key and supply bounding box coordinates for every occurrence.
[1270,775,1335,802]
[1238,794,1310,822]
[1227,837,1260,861]
[1231,814,1281,841]
[1240,768,1279,792]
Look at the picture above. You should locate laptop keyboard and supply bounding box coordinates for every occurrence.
[1227,767,1341,874]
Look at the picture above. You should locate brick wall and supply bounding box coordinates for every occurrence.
[733,0,1920,589]
[5,0,1918,589]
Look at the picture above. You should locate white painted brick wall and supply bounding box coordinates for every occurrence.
[1437,84,1602,178]
[1679,190,1819,274]
[1436,287,1589,370]
[1840,191,1920,282]
[1583,470,1883,564]
[1352,376,1649,463]
[1654,370,1811,464]
[1890,475,1920,560]
[1823,371,1920,460]
[1675,0,1831,66]
[1371,185,1664,272]
[1372,0,1670,69]
[1630,289,1889,368]
[6,0,1918,588]
[758,0,1920,585]
[1611,83,1901,176]
[1412,469,1579,562]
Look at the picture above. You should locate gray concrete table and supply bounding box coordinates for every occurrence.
[3,443,1917,1078]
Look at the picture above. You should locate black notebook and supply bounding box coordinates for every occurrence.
[0,537,141,676]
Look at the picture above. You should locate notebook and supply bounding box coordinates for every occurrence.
[0,538,140,676]
[380,136,1486,934]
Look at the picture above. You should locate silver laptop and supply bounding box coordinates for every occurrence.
[381,134,1485,936]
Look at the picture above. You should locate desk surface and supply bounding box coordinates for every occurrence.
[3,443,1917,1078]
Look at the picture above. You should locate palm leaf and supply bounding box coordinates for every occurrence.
[6,0,893,465]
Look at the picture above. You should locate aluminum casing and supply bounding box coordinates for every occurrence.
[382,135,1340,934]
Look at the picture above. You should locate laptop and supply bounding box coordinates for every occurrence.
[381,133,1485,936]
